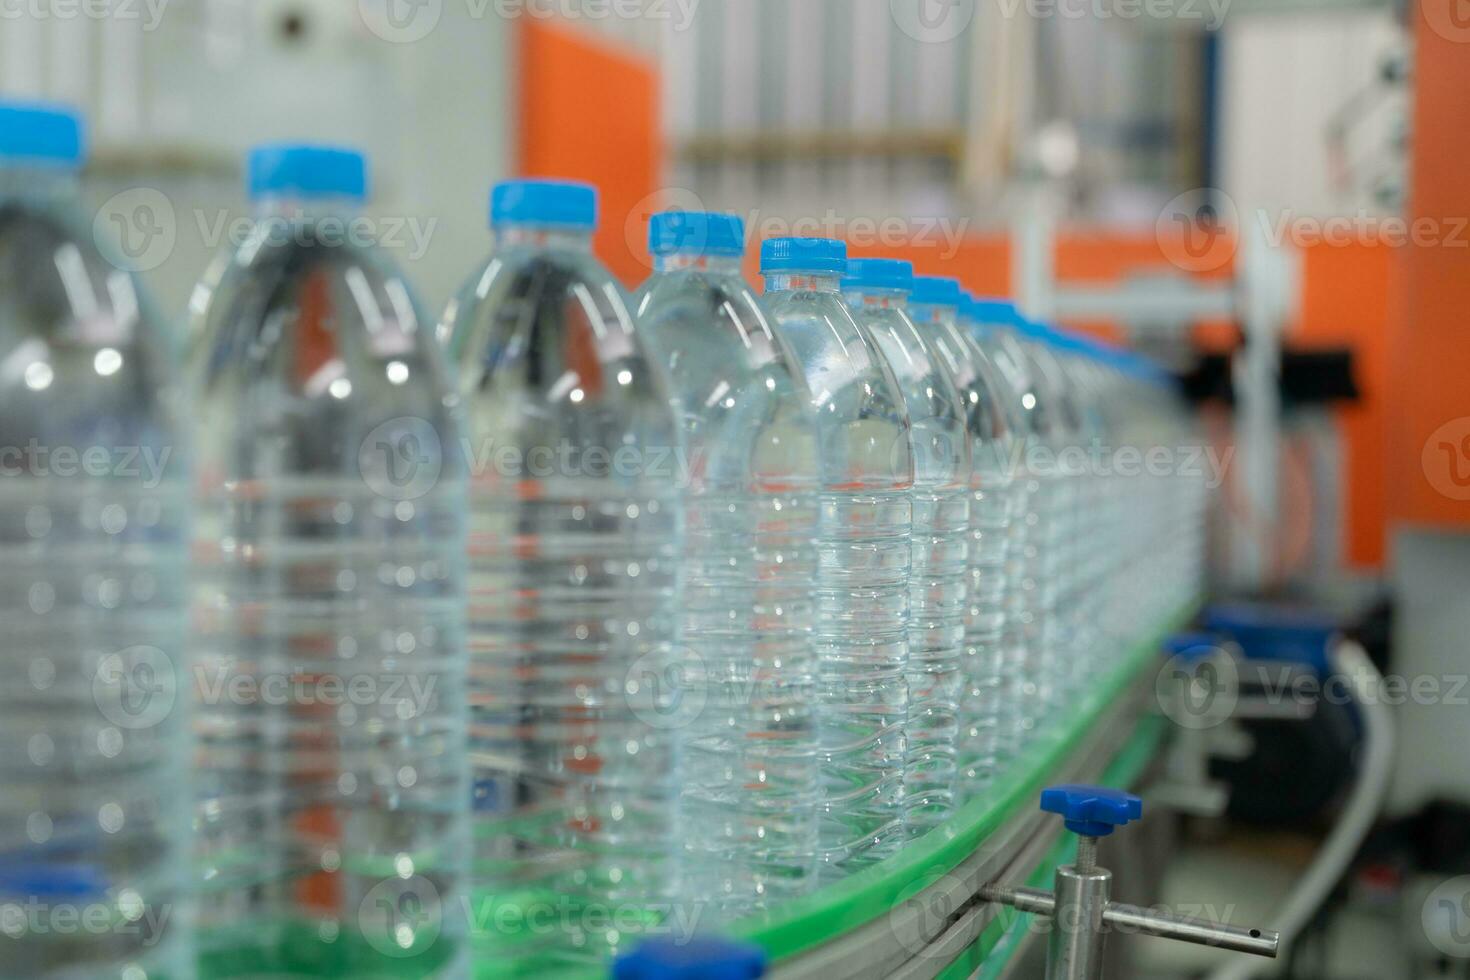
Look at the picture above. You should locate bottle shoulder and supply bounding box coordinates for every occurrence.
[765,290,913,489]
[636,272,812,412]
[764,291,910,424]
[445,243,675,413]
[855,308,969,432]
[636,271,819,492]
[0,196,183,441]
[0,196,174,360]
[186,232,455,426]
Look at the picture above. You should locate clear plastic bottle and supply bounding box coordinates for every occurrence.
[961,298,1053,771]
[633,211,820,918]
[441,180,682,968]
[759,238,912,878]
[1004,320,1085,736]
[841,260,968,834]
[188,145,468,978]
[0,101,193,980]
[1044,332,1113,695]
[1107,354,1204,640]
[907,281,1017,796]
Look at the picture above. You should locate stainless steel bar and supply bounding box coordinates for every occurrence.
[1101,902,1280,958]
[979,885,1055,917]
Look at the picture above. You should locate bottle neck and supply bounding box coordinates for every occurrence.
[763,271,842,294]
[250,194,361,222]
[495,224,593,251]
[909,302,958,329]
[844,288,908,309]
[0,164,79,202]
[653,252,743,275]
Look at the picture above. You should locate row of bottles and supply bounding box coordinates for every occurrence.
[2,101,1208,980]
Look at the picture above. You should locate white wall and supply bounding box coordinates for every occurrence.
[0,0,512,313]
[1389,531,1470,813]
[1219,8,1407,225]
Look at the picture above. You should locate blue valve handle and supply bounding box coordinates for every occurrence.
[1040,784,1143,838]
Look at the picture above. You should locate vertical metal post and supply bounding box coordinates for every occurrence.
[1047,865,1112,980]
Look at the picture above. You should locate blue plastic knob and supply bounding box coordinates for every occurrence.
[1040,785,1143,838]
[613,937,766,980]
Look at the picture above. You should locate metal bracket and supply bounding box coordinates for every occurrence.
[980,785,1279,980]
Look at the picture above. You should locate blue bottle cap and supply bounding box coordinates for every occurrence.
[0,861,108,900]
[1013,317,1054,343]
[1047,328,1090,356]
[613,936,766,980]
[759,237,846,275]
[965,297,1022,326]
[909,275,963,308]
[247,144,368,202]
[648,211,745,258]
[0,101,84,169]
[842,257,914,293]
[490,178,598,230]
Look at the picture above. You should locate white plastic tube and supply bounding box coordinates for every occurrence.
[1205,639,1395,980]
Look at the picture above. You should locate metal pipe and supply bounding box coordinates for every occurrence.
[1102,902,1280,958]
[980,886,1281,960]
[1048,867,1111,980]
[980,884,1056,916]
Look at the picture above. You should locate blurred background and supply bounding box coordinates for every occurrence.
[5,1,1470,976]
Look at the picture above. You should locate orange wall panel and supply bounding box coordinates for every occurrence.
[1295,239,1392,568]
[1388,3,1470,530]
[515,20,661,287]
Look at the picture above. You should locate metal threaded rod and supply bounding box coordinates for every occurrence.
[1075,836,1099,873]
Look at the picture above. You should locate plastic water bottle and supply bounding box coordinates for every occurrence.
[1045,333,1113,693]
[188,145,468,977]
[841,260,968,834]
[906,280,1017,796]
[1004,320,1085,734]
[633,211,821,918]
[1106,354,1204,639]
[759,238,912,878]
[961,298,1051,770]
[0,101,193,980]
[441,180,682,968]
